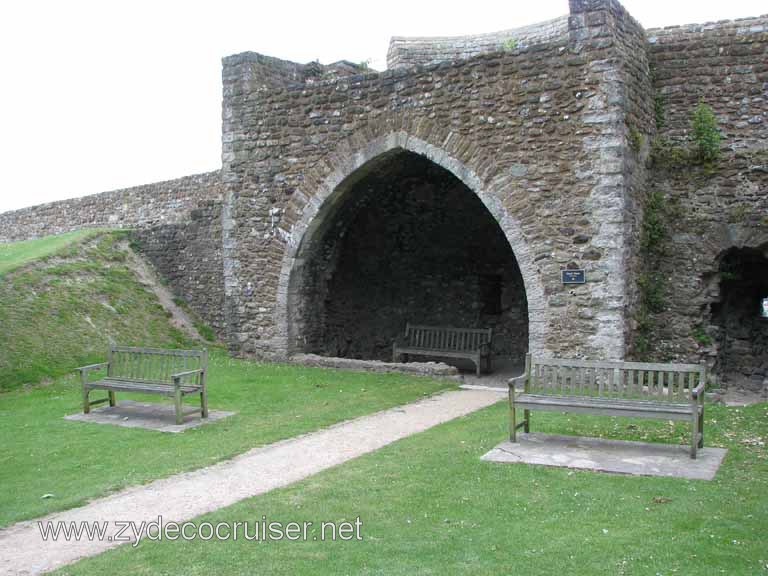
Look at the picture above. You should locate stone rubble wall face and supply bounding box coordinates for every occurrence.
[568,0,656,355]
[0,172,222,243]
[132,199,227,336]
[601,0,656,354]
[641,16,768,369]
[386,16,570,69]
[221,0,639,361]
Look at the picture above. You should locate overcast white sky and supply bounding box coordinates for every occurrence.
[0,0,764,213]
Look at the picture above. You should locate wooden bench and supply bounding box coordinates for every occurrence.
[76,346,208,425]
[509,354,707,458]
[392,323,493,376]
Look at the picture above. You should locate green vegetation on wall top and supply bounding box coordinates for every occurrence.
[502,37,519,51]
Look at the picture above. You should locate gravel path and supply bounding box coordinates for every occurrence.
[0,388,503,575]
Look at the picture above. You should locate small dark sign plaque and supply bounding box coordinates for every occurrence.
[561,269,586,284]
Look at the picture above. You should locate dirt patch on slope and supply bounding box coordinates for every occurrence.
[121,242,203,342]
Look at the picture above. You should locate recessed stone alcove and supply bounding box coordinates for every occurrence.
[294,150,528,363]
[710,245,768,390]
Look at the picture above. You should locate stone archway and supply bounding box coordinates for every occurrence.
[273,131,548,361]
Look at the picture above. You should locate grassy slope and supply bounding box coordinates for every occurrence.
[1,349,454,527]
[57,402,768,576]
[0,231,190,391]
[0,229,103,276]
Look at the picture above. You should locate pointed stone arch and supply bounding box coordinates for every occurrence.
[272,130,549,359]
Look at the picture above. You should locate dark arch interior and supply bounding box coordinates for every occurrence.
[710,245,768,388]
[294,150,528,368]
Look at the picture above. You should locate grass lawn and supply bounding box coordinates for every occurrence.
[54,400,768,575]
[0,349,454,528]
[0,229,103,276]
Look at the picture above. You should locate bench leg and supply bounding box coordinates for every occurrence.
[690,411,698,459]
[174,389,183,425]
[475,358,481,377]
[509,388,517,442]
[83,387,91,414]
[524,409,530,433]
[200,389,208,419]
[108,391,116,407]
[698,405,704,449]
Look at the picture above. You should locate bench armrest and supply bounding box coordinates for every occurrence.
[508,374,527,391]
[172,368,205,386]
[172,368,204,378]
[76,362,109,374]
[691,380,706,400]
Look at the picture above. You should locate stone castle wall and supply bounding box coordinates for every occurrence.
[220,0,651,362]
[0,1,764,376]
[132,199,226,335]
[386,16,569,69]
[570,0,655,355]
[0,172,222,242]
[640,15,768,387]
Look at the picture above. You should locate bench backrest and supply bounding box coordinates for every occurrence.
[405,323,492,352]
[523,354,706,402]
[108,346,207,385]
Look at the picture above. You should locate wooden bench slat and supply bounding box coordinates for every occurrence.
[88,379,201,394]
[112,346,206,357]
[515,396,694,421]
[624,368,630,397]
[633,369,640,398]
[516,393,693,413]
[558,366,564,395]
[533,358,703,372]
[395,347,481,360]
